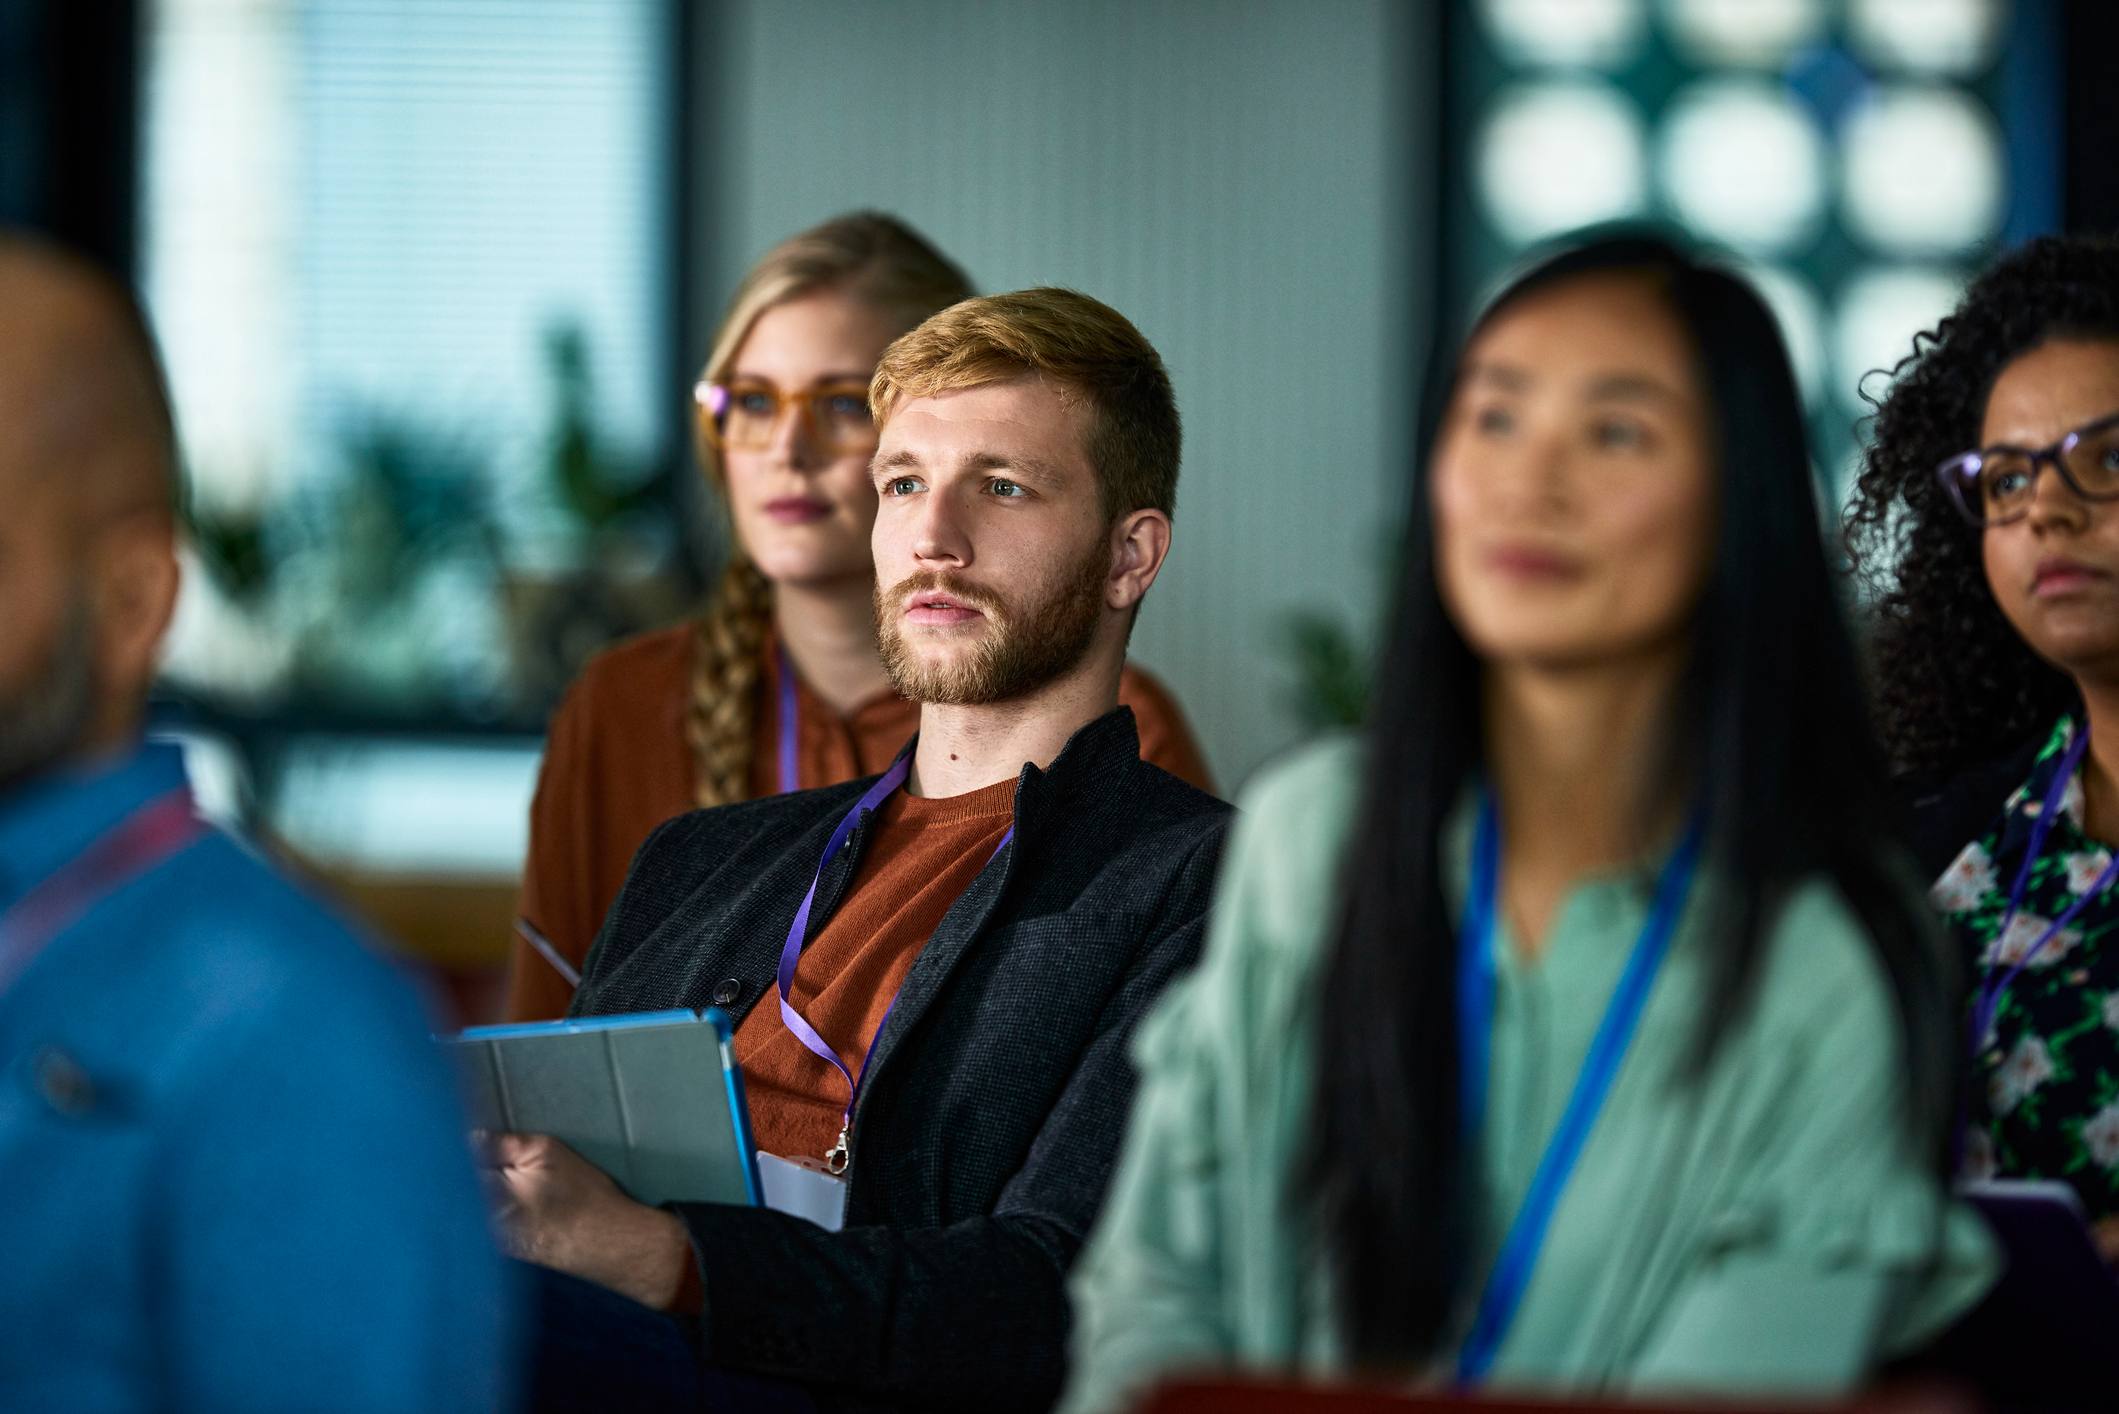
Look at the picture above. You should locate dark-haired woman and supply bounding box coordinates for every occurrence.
[1846,234,2119,1257]
[1060,235,1991,1410]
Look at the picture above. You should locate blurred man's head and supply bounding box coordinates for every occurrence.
[0,234,181,791]
[866,288,1179,706]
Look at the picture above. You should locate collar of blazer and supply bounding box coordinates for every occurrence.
[793,705,1148,1100]
[604,702,1151,1045]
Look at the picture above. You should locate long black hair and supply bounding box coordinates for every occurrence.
[1844,235,2119,778]
[1308,231,1954,1366]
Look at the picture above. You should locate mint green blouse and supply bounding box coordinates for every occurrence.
[1061,739,1995,1414]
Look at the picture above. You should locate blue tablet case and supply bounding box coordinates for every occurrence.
[448,1008,763,1208]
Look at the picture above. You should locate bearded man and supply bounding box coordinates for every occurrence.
[0,236,510,1408]
[491,288,1231,1413]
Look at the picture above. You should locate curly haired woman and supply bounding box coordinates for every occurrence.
[501,214,1214,1020]
[1846,234,2119,1252]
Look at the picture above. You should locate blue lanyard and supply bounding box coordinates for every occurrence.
[1454,792,1703,1385]
[1970,727,2119,1052]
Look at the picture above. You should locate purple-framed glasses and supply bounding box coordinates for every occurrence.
[1937,408,2119,527]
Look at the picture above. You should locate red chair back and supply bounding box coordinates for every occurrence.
[1137,1377,1978,1414]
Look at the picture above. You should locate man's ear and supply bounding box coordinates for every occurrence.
[1106,508,1172,612]
[88,516,180,704]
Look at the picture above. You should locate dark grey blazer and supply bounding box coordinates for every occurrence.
[571,708,1232,1412]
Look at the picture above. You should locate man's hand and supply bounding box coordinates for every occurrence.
[480,1132,692,1310]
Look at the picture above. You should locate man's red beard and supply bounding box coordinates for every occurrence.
[873,536,1111,706]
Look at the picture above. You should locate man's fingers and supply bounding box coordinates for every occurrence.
[476,1130,552,1170]
[481,1159,548,1267]
[478,1164,518,1215]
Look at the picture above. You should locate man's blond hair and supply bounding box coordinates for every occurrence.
[870,288,1180,520]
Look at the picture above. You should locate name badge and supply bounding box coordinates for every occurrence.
[757,1151,847,1232]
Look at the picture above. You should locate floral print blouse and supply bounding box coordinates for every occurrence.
[1933,716,2119,1219]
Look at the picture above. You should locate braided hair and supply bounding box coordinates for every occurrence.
[683,212,972,806]
[1844,235,2119,779]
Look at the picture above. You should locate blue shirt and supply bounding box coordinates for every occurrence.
[0,743,515,1412]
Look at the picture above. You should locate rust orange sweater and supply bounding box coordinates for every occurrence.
[732,775,1016,1163]
[504,624,1213,1021]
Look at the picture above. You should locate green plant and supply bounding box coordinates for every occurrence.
[185,502,275,607]
[1280,607,1369,731]
[544,320,659,532]
[323,410,501,601]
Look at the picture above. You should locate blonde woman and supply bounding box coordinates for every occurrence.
[504,213,1213,1019]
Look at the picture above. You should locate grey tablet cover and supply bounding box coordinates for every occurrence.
[448,1008,761,1208]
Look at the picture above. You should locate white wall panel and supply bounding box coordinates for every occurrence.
[693,0,1422,788]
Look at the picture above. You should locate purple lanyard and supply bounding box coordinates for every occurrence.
[1971,728,2119,1051]
[0,787,203,998]
[776,755,1014,1174]
[776,645,800,795]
